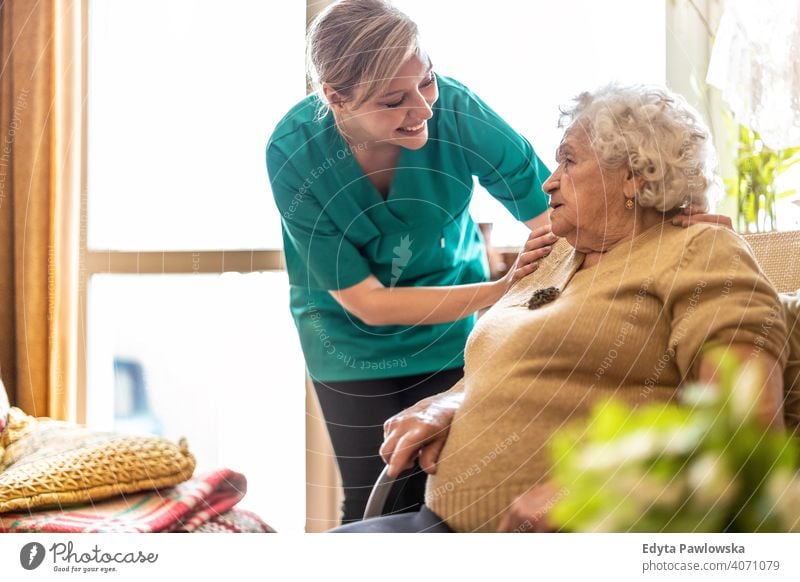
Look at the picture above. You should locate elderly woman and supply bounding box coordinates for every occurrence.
[333,84,788,533]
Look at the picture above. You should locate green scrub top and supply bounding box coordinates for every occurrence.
[266,74,549,382]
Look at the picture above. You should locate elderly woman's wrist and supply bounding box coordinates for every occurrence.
[432,390,464,416]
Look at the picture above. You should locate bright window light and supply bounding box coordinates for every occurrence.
[87,0,305,250]
[87,272,306,533]
[394,0,666,246]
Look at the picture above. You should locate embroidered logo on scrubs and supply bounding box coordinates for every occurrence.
[390,235,413,287]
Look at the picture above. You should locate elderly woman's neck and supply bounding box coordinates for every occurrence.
[578,209,666,269]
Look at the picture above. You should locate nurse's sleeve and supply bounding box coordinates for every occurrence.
[454,87,550,221]
[267,144,372,291]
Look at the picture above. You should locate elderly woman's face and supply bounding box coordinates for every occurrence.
[543,126,633,252]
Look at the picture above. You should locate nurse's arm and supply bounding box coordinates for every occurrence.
[330,271,522,327]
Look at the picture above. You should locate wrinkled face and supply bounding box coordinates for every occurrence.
[335,52,438,150]
[542,126,633,252]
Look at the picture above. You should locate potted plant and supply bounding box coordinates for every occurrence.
[727,124,800,233]
[549,351,800,532]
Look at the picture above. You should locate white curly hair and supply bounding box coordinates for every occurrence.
[559,84,716,212]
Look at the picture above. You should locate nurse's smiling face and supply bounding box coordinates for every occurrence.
[327,52,439,151]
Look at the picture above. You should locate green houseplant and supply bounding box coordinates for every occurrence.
[727,124,800,233]
[549,351,800,532]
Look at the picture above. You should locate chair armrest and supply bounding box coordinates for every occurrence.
[362,465,397,520]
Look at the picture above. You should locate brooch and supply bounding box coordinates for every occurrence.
[527,286,561,310]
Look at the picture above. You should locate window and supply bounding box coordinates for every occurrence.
[776,166,800,230]
[87,0,300,250]
[84,0,307,532]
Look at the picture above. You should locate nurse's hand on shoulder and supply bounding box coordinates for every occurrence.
[380,389,464,478]
[502,225,559,287]
[672,204,733,229]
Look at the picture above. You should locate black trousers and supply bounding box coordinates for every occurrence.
[312,367,464,525]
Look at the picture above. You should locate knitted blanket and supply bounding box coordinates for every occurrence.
[0,468,274,533]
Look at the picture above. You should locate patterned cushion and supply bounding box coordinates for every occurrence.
[0,407,195,513]
[782,291,800,434]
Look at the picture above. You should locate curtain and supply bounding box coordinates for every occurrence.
[0,0,80,419]
[707,0,800,150]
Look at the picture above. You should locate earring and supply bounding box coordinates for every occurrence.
[625,199,635,210]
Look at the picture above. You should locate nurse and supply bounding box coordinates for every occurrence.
[267,0,553,524]
[266,0,726,524]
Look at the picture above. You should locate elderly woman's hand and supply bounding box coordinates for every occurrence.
[380,385,465,478]
[496,481,562,533]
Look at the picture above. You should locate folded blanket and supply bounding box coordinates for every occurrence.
[1,468,273,533]
[192,508,275,533]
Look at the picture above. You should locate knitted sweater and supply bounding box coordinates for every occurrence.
[425,222,788,532]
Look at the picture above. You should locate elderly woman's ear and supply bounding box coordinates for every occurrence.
[623,170,645,204]
[620,169,733,229]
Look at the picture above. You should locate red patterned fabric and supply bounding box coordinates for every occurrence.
[0,469,273,533]
[192,509,275,533]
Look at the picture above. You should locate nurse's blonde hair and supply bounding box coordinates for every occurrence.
[306,0,421,117]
